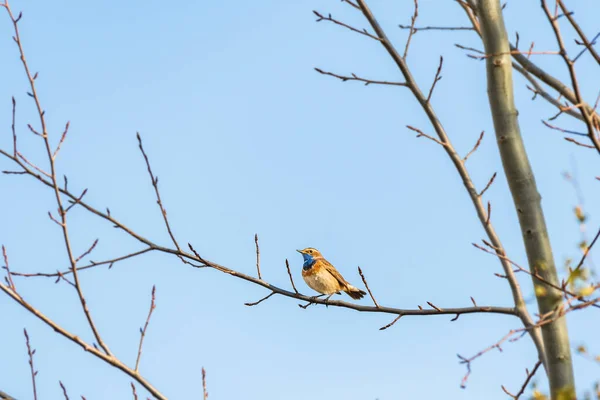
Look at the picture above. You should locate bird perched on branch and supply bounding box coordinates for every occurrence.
[297,247,366,300]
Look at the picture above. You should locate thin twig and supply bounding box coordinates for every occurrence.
[244,291,276,306]
[254,234,262,280]
[202,367,208,400]
[313,10,380,41]
[10,248,155,278]
[357,266,379,308]
[478,172,497,197]
[59,381,69,400]
[285,259,299,294]
[463,131,485,163]
[379,315,402,331]
[131,383,138,400]
[75,239,98,263]
[426,56,443,103]
[574,225,600,272]
[564,137,595,149]
[407,125,446,146]
[501,360,543,399]
[541,0,600,155]
[398,25,474,32]
[557,1,600,66]
[135,285,157,372]
[542,120,587,136]
[52,121,70,160]
[2,245,16,291]
[137,133,181,252]
[24,329,38,400]
[403,0,419,59]
[315,68,407,87]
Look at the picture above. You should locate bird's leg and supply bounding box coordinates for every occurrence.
[324,293,336,307]
[299,294,325,309]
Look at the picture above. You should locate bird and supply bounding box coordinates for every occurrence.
[296,247,366,300]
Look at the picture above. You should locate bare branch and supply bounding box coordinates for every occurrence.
[2,245,16,291]
[463,131,485,163]
[403,0,419,59]
[135,285,157,372]
[202,367,208,400]
[426,56,443,103]
[254,234,262,280]
[398,25,474,32]
[501,360,543,399]
[541,0,600,154]
[478,172,497,197]
[313,10,380,41]
[285,259,299,294]
[314,68,406,87]
[23,329,38,400]
[574,225,600,272]
[407,125,446,146]
[557,1,600,66]
[542,120,588,136]
[357,266,379,308]
[137,132,182,252]
[244,291,276,307]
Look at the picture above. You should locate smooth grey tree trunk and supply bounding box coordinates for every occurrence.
[477,1,575,398]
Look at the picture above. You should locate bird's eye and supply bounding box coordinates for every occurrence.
[309,250,313,253]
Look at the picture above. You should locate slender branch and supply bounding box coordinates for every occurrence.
[313,10,380,41]
[59,381,69,400]
[357,266,379,308]
[557,1,600,66]
[137,132,182,252]
[398,25,474,32]
[478,172,497,197]
[2,245,16,290]
[10,248,154,278]
[574,225,600,272]
[314,68,407,87]
[542,120,587,137]
[463,131,485,163]
[254,234,262,280]
[403,0,419,59]
[130,383,138,400]
[501,360,543,399]
[564,137,595,149]
[244,291,276,306]
[202,367,208,400]
[426,56,443,103]
[541,0,600,155]
[285,259,299,294]
[135,285,157,372]
[23,329,38,400]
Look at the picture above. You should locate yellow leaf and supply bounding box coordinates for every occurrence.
[576,345,587,354]
[577,285,596,297]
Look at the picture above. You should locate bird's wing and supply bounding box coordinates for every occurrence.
[321,259,350,288]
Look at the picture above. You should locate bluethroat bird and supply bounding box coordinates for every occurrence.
[297,248,366,300]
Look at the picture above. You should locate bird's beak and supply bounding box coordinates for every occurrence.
[296,249,303,254]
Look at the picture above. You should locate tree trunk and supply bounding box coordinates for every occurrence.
[477,0,575,398]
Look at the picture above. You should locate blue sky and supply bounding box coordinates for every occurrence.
[1,1,599,399]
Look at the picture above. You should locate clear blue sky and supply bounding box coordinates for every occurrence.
[1,1,599,399]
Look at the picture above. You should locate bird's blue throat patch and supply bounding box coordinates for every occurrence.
[302,254,316,270]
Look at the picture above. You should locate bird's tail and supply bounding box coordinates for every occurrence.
[345,285,366,300]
